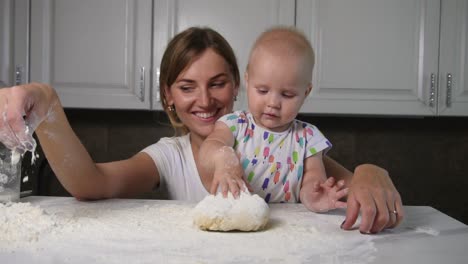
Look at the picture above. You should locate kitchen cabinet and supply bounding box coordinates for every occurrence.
[20,0,294,110]
[438,0,468,116]
[0,0,11,86]
[17,0,466,115]
[1,0,29,87]
[151,0,295,111]
[28,0,152,109]
[296,0,468,116]
[10,0,29,87]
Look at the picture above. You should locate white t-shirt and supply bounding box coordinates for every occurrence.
[141,134,209,202]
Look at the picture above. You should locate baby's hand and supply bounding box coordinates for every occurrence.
[209,146,249,199]
[301,177,348,213]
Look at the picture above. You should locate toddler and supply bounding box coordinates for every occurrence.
[199,27,347,212]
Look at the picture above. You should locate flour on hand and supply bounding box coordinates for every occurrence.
[193,191,269,231]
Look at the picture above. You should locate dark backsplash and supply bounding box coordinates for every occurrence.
[22,109,468,225]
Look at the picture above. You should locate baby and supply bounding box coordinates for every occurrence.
[199,27,347,212]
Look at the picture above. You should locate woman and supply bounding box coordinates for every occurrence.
[0,27,402,234]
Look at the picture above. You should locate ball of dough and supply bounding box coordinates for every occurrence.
[193,191,270,232]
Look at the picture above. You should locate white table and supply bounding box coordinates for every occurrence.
[1,196,467,264]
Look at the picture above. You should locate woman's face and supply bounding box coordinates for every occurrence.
[165,48,238,138]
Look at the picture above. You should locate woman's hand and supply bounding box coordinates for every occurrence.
[341,164,404,234]
[0,83,57,153]
[209,146,248,199]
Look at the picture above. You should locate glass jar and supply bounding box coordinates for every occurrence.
[0,143,22,203]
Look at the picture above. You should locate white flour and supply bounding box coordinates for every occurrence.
[0,199,378,264]
[0,203,57,249]
[414,226,440,236]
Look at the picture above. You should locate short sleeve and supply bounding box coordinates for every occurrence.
[217,110,249,140]
[141,138,175,190]
[302,123,332,159]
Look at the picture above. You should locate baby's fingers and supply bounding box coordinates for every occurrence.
[312,181,321,192]
[335,187,349,200]
[334,200,347,209]
[322,177,336,188]
[336,179,346,190]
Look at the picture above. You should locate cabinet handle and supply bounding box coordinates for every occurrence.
[446,73,452,108]
[139,67,145,102]
[155,68,161,102]
[429,73,436,108]
[15,65,24,85]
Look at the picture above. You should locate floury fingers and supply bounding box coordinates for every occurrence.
[0,85,42,154]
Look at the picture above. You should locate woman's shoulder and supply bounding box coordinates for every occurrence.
[143,134,190,153]
[158,134,189,144]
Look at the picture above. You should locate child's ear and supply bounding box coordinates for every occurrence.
[305,83,313,97]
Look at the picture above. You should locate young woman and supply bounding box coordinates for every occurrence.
[0,27,402,234]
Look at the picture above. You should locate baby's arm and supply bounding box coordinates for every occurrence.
[299,152,348,212]
[199,122,246,198]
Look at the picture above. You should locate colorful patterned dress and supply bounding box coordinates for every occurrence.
[218,110,332,203]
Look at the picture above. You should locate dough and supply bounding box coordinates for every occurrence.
[193,191,270,231]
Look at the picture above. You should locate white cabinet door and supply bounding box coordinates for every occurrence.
[152,0,295,110]
[30,0,152,109]
[0,0,13,86]
[12,0,30,86]
[296,0,441,116]
[1,0,29,87]
[0,0,25,87]
[438,0,468,116]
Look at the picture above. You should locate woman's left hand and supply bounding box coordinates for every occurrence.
[340,164,404,234]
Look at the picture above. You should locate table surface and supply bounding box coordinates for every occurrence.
[1,196,467,264]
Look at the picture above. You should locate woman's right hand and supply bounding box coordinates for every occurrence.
[0,83,58,153]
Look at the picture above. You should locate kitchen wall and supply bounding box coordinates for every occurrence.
[22,109,468,225]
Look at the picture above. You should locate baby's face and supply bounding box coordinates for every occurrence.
[246,48,311,132]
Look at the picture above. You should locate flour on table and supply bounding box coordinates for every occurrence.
[0,203,58,248]
[414,226,440,236]
[193,191,270,231]
[0,198,381,264]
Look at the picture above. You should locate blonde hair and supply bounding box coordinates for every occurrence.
[159,27,240,135]
[247,26,315,82]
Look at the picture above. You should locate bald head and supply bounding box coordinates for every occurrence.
[247,27,315,82]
